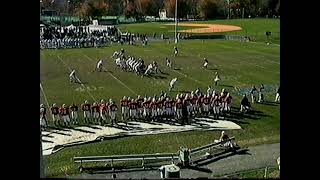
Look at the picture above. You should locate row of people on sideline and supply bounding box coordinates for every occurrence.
[40,88,234,130]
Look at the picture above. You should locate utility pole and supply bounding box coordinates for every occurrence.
[40,128,45,178]
[227,0,230,19]
[174,0,178,44]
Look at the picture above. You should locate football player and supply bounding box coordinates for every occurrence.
[129,99,138,121]
[91,102,100,124]
[250,85,257,103]
[214,72,220,86]
[40,104,48,130]
[202,95,210,116]
[174,46,179,57]
[96,59,104,72]
[109,100,118,126]
[99,99,108,125]
[258,84,265,103]
[175,99,183,120]
[120,96,129,122]
[59,104,71,127]
[51,103,60,126]
[150,98,158,121]
[136,95,144,118]
[69,103,79,125]
[166,57,172,68]
[275,86,280,103]
[164,97,173,120]
[169,78,178,91]
[81,100,91,123]
[69,69,77,83]
[183,94,192,117]
[203,58,208,69]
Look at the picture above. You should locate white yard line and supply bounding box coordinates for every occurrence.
[40,82,53,120]
[56,55,97,102]
[172,69,207,86]
[82,54,138,95]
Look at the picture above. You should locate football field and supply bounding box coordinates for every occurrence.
[41,39,280,177]
[40,40,279,106]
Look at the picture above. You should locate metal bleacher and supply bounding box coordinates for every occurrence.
[73,137,239,173]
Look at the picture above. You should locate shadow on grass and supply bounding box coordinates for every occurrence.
[47,126,72,132]
[219,84,234,88]
[152,75,167,79]
[160,71,169,75]
[69,126,96,134]
[175,90,191,93]
[42,133,54,138]
[42,139,54,143]
[258,101,279,106]
[82,124,103,130]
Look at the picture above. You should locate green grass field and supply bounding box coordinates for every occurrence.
[41,39,280,177]
[117,19,280,44]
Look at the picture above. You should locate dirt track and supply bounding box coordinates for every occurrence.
[166,23,242,33]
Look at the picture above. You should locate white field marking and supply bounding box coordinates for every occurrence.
[249,41,280,47]
[198,49,279,72]
[217,42,279,59]
[82,54,138,96]
[56,55,97,102]
[40,82,52,120]
[195,55,246,86]
[211,42,280,66]
[172,69,207,86]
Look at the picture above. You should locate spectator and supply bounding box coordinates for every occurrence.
[240,94,251,113]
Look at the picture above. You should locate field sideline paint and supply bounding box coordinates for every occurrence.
[57,55,97,102]
[82,54,138,96]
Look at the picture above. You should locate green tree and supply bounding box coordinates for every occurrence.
[164,0,191,18]
[199,0,220,19]
[139,0,161,16]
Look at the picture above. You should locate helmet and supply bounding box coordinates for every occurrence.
[85,100,88,104]
[62,104,66,107]
[52,103,56,107]
[123,96,127,100]
[137,95,141,99]
[101,99,105,103]
[93,102,96,106]
[109,99,113,103]
[40,104,44,108]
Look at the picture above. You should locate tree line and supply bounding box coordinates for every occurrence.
[41,0,280,20]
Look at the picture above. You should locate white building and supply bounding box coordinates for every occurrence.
[159,9,167,20]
